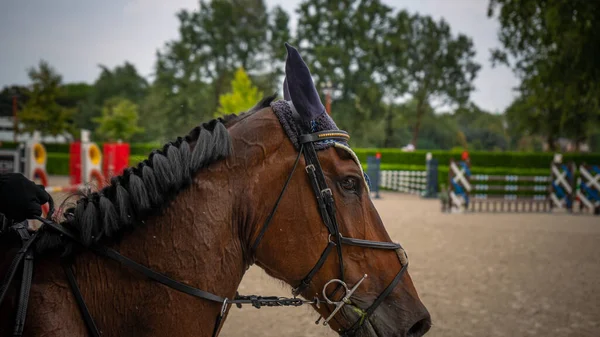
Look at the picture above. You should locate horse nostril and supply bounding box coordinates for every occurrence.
[407,313,432,337]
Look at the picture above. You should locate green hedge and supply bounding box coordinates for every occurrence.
[5,139,600,184]
[46,153,70,175]
[0,141,19,149]
[129,143,162,156]
[5,141,599,168]
[353,149,600,169]
[29,152,600,177]
[1,142,163,156]
[43,143,71,153]
[40,153,148,176]
[129,155,147,167]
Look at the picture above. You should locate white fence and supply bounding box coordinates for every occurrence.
[379,170,427,195]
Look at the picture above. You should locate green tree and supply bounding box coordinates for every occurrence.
[0,85,31,141]
[454,103,509,151]
[18,60,76,137]
[59,83,94,134]
[215,67,263,117]
[295,0,396,144]
[93,62,149,104]
[146,0,288,141]
[58,83,94,108]
[0,86,30,118]
[397,99,461,150]
[489,0,600,151]
[504,88,562,151]
[93,97,144,142]
[399,13,481,148]
[175,0,286,104]
[78,62,149,132]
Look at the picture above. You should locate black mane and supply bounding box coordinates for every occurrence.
[36,94,277,254]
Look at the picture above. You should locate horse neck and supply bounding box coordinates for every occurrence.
[71,163,248,335]
[224,107,299,265]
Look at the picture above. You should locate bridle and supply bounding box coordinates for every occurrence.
[251,129,409,336]
[0,129,408,337]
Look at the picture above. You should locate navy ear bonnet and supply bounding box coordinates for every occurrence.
[271,100,346,151]
[272,43,348,151]
[270,43,371,192]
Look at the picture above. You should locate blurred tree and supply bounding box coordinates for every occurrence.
[0,86,31,117]
[455,130,468,150]
[143,45,214,141]
[215,67,263,117]
[92,62,149,105]
[588,129,600,152]
[59,83,94,136]
[18,60,76,137]
[295,0,396,142]
[504,79,564,152]
[93,97,144,142]
[399,13,480,148]
[390,99,461,150]
[489,0,600,151]
[78,62,149,133]
[146,0,288,141]
[58,83,93,108]
[454,103,509,151]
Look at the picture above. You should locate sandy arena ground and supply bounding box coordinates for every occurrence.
[46,176,600,337]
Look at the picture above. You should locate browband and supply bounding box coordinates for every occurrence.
[299,130,350,144]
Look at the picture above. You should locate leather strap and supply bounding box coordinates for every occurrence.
[0,224,37,306]
[35,217,227,304]
[292,241,336,296]
[13,227,34,337]
[321,188,344,280]
[62,261,101,337]
[304,164,335,235]
[0,222,41,337]
[302,142,348,310]
[251,146,304,253]
[211,311,225,337]
[340,236,402,250]
[99,245,227,303]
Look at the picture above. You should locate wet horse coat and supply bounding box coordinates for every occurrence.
[0,44,430,337]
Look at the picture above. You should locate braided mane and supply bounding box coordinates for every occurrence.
[36,95,277,254]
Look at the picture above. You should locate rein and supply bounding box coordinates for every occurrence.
[0,129,408,337]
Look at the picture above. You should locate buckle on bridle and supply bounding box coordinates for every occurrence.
[292,279,310,297]
[220,298,229,316]
[321,274,368,326]
[321,188,332,197]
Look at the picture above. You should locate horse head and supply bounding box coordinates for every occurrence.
[228,43,431,336]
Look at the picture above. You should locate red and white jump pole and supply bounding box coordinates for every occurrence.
[45,129,105,193]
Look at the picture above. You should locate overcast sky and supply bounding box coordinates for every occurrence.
[0,0,519,113]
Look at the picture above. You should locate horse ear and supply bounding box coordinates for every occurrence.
[283,77,291,101]
[284,43,325,122]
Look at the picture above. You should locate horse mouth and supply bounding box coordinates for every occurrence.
[339,305,432,337]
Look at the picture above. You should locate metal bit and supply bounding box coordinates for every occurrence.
[322,274,368,326]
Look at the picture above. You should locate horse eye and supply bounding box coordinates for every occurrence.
[341,177,358,191]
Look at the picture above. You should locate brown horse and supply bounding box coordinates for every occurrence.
[0,44,430,337]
